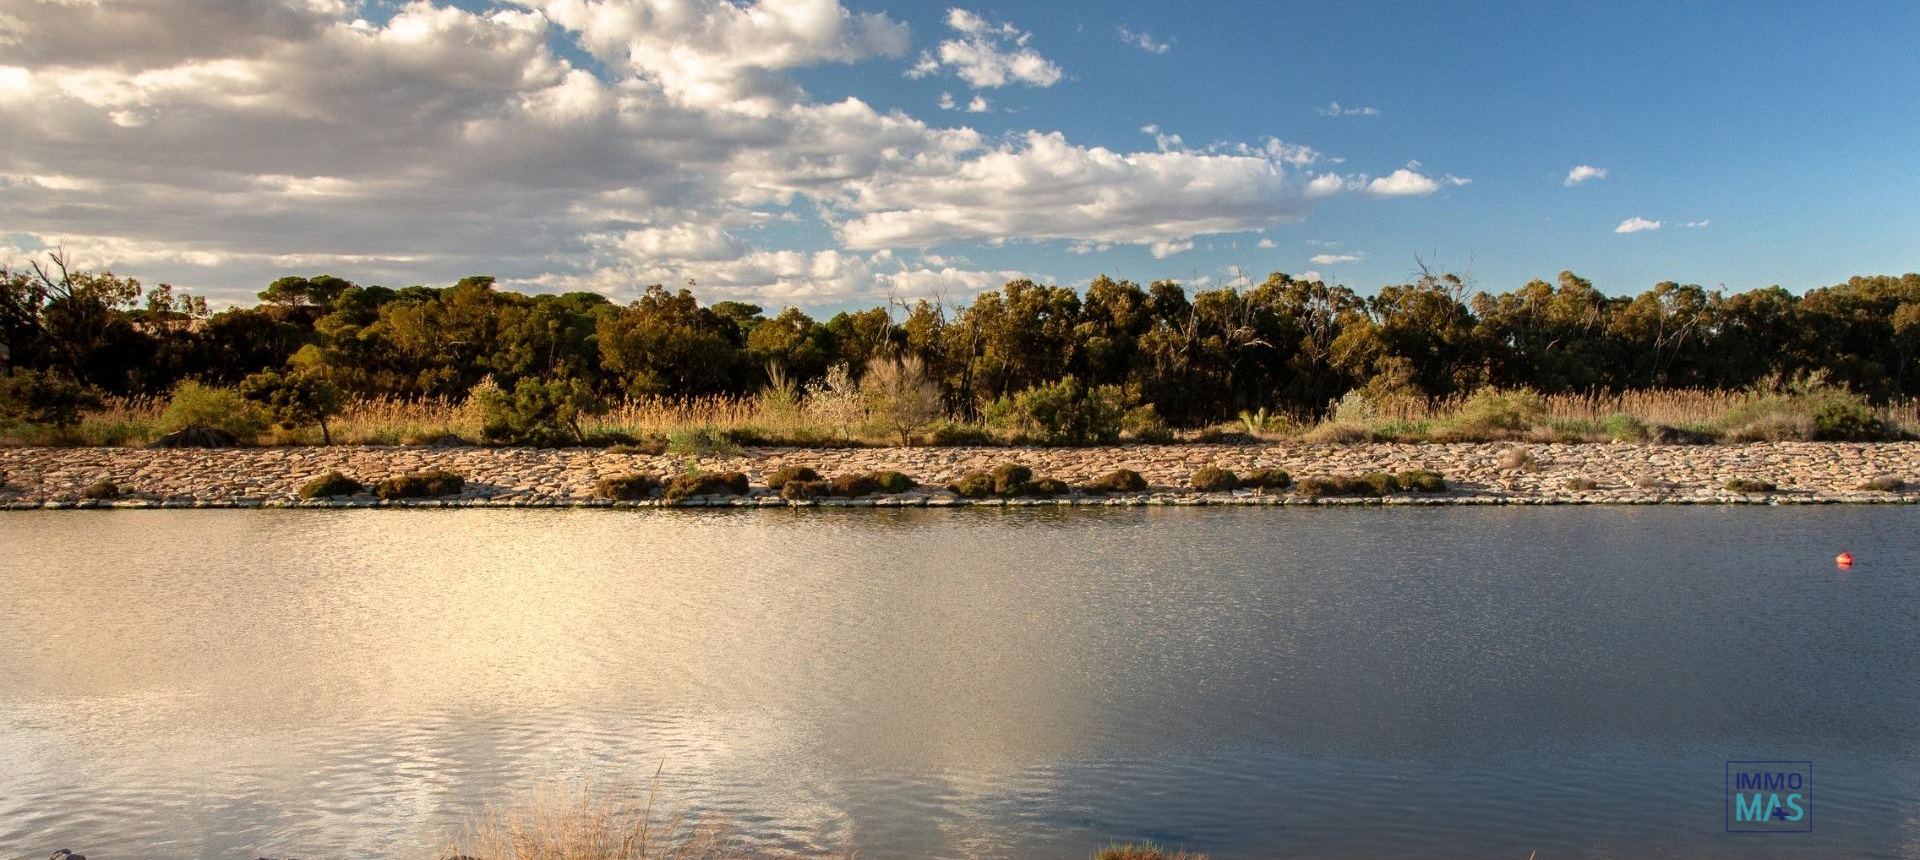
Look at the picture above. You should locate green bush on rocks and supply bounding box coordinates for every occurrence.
[871,470,918,493]
[1857,475,1907,492]
[764,465,821,490]
[1724,477,1777,493]
[1242,467,1292,490]
[300,471,364,498]
[1394,469,1447,493]
[950,471,996,498]
[991,463,1034,496]
[1081,468,1148,494]
[663,470,749,502]
[781,479,830,500]
[1026,477,1071,498]
[82,479,121,500]
[374,469,465,499]
[594,473,659,501]
[1189,466,1239,492]
[828,472,882,497]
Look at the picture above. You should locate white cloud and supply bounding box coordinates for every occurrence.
[1315,100,1379,117]
[965,95,989,113]
[833,130,1340,250]
[1684,219,1710,228]
[1299,269,1323,282]
[1255,237,1278,249]
[907,8,1062,89]
[0,0,1462,308]
[1363,166,1468,198]
[1615,217,1662,233]
[1117,26,1170,54]
[1564,164,1607,186]
[1309,253,1361,265]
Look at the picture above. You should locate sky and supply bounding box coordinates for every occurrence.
[2,0,1916,312]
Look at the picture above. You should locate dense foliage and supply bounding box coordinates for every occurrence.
[6,254,1919,436]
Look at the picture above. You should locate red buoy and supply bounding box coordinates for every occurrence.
[1836,551,1855,569]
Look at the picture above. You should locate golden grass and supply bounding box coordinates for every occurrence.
[1092,843,1208,860]
[443,781,805,860]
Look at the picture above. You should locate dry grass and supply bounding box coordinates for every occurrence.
[444,781,801,860]
[1092,843,1208,860]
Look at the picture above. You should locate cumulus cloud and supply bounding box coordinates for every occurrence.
[1564,164,1607,186]
[906,8,1062,89]
[1316,100,1379,117]
[832,130,1342,249]
[1363,166,1469,197]
[1255,237,1278,249]
[1615,217,1662,233]
[1117,26,1170,54]
[0,0,1463,307]
[1309,253,1361,265]
[1685,219,1710,228]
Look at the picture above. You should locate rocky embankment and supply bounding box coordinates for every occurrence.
[2,441,1918,508]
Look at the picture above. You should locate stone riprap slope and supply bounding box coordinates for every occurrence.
[1,442,1918,508]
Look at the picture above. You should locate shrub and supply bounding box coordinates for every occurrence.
[1242,467,1292,490]
[928,422,997,446]
[0,368,99,431]
[1394,469,1447,492]
[861,355,945,445]
[1600,413,1650,442]
[1189,466,1239,492]
[1122,405,1174,443]
[82,479,121,500]
[871,470,917,493]
[1082,468,1148,494]
[1650,424,1717,445]
[594,473,659,501]
[374,469,465,499]
[665,426,743,457]
[1857,475,1907,492]
[1297,474,1393,497]
[663,470,748,502]
[1357,471,1399,495]
[1563,476,1601,491]
[991,463,1034,496]
[161,381,268,440]
[1811,398,1886,441]
[828,472,882,497]
[300,471,364,498]
[1724,477,1777,493]
[1633,474,1667,490]
[1026,477,1071,498]
[477,377,605,447]
[763,465,821,490]
[989,377,1131,445]
[950,471,996,499]
[609,437,669,456]
[1302,421,1377,444]
[1438,388,1547,439]
[781,479,830,500]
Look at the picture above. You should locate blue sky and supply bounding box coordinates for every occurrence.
[2,0,1915,309]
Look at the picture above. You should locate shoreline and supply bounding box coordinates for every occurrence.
[4,441,1918,508]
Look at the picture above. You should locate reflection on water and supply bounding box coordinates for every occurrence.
[1,507,1917,859]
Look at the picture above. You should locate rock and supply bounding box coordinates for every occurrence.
[148,425,240,449]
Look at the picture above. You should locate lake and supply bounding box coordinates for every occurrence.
[1,507,1916,859]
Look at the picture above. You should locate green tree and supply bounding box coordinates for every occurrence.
[240,370,346,444]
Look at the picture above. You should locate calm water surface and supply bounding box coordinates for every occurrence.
[1,507,1917,859]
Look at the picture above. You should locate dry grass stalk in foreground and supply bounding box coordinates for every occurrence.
[1092,842,1208,860]
[444,781,795,860]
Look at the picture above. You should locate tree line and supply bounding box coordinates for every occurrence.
[4,253,1918,431]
